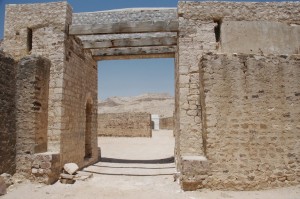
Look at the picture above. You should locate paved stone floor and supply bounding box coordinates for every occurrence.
[3,130,300,199]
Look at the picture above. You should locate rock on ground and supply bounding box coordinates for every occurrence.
[0,176,7,196]
[63,163,79,175]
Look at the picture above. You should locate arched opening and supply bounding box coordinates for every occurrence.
[85,101,93,159]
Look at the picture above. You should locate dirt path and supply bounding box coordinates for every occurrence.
[2,130,300,199]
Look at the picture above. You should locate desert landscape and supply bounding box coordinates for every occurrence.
[98,93,174,117]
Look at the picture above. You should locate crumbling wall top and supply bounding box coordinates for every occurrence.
[178,1,300,24]
[72,8,177,25]
[5,2,71,30]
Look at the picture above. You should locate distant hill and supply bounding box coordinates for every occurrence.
[98,93,174,117]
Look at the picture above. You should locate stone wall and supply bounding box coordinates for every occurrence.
[98,113,152,137]
[0,51,16,175]
[160,117,174,130]
[221,21,300,54]
[31,152,60,184]
[3,1,71,154]
[176,1,300,191]
[61,35,99,166]
[3,1,99,179]
[176,2,217,167]
[15,55,50,175]
[199,53,300,190]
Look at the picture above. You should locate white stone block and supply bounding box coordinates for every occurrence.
[151,114,160,130]
[64,163,79,175]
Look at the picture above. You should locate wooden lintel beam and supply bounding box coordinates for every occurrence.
[82,36,177,49]
[93,53,175,61]
[91,46,176,57]
[69,20,178,35]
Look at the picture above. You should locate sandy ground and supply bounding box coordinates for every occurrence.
[2,130,300,199]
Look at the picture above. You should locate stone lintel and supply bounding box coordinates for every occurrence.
[94,53,175,61]
[92,46,176,59]
[69,20,179,35]
[82,36,177,49]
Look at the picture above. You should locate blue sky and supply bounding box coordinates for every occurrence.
[0,0,293,100]
[0,0,178,100]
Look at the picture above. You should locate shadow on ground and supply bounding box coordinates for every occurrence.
[100,156,175,164]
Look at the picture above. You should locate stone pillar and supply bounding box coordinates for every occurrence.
[176,1,219,190]
[15,56,50,175]
[3,2,72,153]
[3,2,99,172]
[0,51,16,175]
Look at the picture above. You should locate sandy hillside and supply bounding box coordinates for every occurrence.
[98,93,174,117]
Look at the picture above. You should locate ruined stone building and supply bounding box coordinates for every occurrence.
[98,112,152,137]
[0,0,299,191]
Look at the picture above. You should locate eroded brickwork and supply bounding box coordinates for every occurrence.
[159,117,174,130]
[98,113,152,137]
[3,2,99,179]
[73,8,176,25]
[0,51,16,175]
[31,152,60,184]
[175,5,218,160]
[15,56,50,175]
[200,54,300,190]
[3,2,71,153]
[61,35,98,167]
[176,1,300,191]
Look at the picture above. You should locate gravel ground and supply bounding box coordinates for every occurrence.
[2,130,300,199]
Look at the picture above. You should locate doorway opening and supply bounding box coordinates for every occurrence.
[85,100,93,159]
[87,58,176,177]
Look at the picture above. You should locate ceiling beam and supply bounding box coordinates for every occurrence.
[69,20,178,35]
[92,46,176,56]
[82,36,177,49]
[93,53,175,61]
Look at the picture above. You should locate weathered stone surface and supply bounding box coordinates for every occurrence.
[60,178,75,184]
[31,152,61,184]
[60,173,74,180]
[0,173,13,188]
[15,56,50,176]
[3,2,99,180]
[198,53,300,190]
[71,8,178,60]
[70,20,178,35]
[178,1,300,23]
[3,1,72,163]
[98,113,152,137]
[64,163,79,175]
[160,117,174,130]
[0,176,7,195]
[176,1,300,191]
[72,8,177,25]
[221,21,300,54]
[0,51,16,175]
